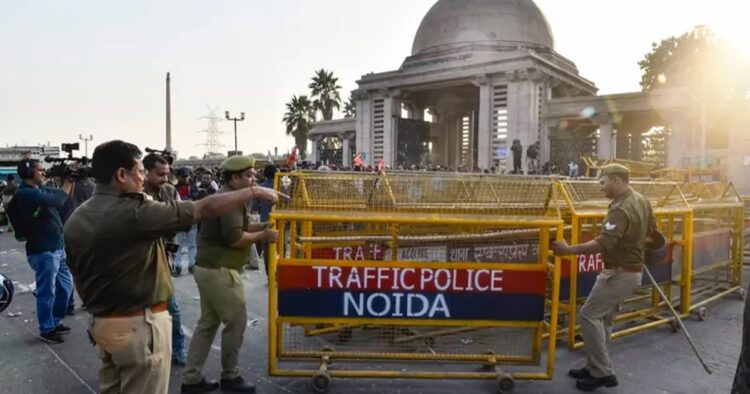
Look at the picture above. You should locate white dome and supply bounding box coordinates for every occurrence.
[411,0,554,56]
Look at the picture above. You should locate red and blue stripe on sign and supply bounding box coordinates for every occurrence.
[277,265,547,321]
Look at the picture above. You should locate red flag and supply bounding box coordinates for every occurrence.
[353,153,363,167]
[377,158,384,172]
[286,147,298,166]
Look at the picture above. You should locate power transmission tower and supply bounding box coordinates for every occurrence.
[197,105,227,157]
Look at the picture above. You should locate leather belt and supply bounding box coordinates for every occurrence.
[98,302,168,318]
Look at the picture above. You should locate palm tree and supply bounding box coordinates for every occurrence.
[309,69,342,121]
[282,95,315,159]
[343,93,356,118]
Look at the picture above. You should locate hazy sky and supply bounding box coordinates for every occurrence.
[1,0,748,158]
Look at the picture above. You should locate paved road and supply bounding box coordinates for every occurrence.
[0,232,744,394]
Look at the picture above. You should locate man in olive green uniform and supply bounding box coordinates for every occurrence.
[182,156,278,394]
[64,141,280,394]
[552,163,656,391]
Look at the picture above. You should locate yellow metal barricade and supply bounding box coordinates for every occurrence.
[552,180,693,349]
[682,183,745,313]
[269,172,564,393]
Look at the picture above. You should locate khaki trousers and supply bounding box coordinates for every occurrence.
[91,309,172,394]
[580,269,642,378]
[183,266,247,385]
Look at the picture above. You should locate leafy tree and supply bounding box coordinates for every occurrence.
[282,95,315,159]
[309,69,342,121]
[343,93,356,118]
[641,127,667,167]
[638,26,750,151]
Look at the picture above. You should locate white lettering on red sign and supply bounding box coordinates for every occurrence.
[578,253,604,273]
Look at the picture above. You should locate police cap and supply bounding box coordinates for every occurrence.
[599,163,630,178]
[221,156,255,172]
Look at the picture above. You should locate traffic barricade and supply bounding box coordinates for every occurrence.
[268,172,564,394]
[552,180,693,349]
[681,182,745,315]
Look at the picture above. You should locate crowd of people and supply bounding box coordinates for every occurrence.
[2,141,282,393]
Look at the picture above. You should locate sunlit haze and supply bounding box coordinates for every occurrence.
[1,0,748,158]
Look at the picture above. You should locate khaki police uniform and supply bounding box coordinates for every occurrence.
[582,164,656,378]
[64,184,195,394]
[183,156,254,386]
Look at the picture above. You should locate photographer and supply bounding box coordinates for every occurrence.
[143,153,188,366]
[63,140,279,394]
[8,159,74,343]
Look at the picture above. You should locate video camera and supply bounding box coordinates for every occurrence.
[44,143,90,181]
[144,148,175,166]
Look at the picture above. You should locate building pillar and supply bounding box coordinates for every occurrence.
[354,91,372,164]
[506,73,539,172]
[595,116,615,160]
[341,133,353,168]
[476,76,493,170]
[309,137,320,163]
[667,112,692,168]
[382,92,401,168]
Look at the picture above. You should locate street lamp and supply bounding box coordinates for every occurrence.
[79,134,94,157]
[225,111,245,156]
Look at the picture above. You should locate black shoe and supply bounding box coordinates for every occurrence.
[40,330,65,344]
[171,266,182,278]
[181,378,219,394]
[188,266,195,274]
[219,376,255,393]
[568,367,592,379]
[66,304,76,316]
[576,375,618,391]
[55,324,72,335]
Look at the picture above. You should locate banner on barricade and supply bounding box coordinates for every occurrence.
[278,265,546,321]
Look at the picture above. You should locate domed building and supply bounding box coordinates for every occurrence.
[310,0,708,176]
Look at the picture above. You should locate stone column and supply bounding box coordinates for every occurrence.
[667,111,692,168]
[308,136,320,163]
[354,90,371,163]
[594,115,615,160]
[506,70,542,172]
[382,91,401,168]
[475,76,493,170]
[341,133,353,168]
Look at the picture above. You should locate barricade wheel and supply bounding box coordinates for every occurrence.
[496,375,515,394]
[669,320,679,333]
[697,307,708,321]
[739,288,747,299]
[424,337,436,347]
[311,371,332,393]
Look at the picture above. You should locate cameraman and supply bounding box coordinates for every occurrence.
[10,159,74,343]
[143,153,188,366]
[64,140,279,394]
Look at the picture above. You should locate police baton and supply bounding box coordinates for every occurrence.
[643,266,713,375]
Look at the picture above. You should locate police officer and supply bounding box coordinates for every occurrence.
[143,153,188,366]
[182,156,278,394]
[551,163,656,391]
[64,141,279,394]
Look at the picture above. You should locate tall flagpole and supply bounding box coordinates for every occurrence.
[166,72,172,152]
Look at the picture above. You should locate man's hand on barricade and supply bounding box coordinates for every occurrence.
[252,186,289,205]
[263,228,279,243]
[551,240,572,255]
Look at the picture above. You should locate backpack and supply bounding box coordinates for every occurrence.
[5,196,31,242]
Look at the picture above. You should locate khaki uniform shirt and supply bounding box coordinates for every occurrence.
[64,184,194,316]
[595,188,656,268]
[195,185,250,271]
[145,183,181,242]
